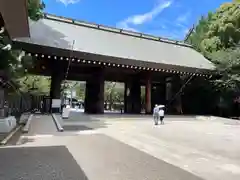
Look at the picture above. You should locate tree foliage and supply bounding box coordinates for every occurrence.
[210,48,240,93]
[0,0,46,94]
[17,75,51,95]
[104,82,124,110]
[0,0,45,71]
[28,0,46,21]
[186,0,240,116]
[75,82,85,100]
[74,81,125,110]
[186,13,214,53]
[204,1,240,52]
[188,1,240,53]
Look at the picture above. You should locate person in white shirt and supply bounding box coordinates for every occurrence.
[153,104,165,125]
[153,104,160,125]
[158,106,165,125]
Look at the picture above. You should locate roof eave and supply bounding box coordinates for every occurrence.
[13,40,215,75]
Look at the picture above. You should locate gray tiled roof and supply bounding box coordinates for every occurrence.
[14,14,215,71]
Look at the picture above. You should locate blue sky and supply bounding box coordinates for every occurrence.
[43,0,229,40]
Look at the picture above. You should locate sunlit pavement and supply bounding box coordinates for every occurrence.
[1,112,240,180]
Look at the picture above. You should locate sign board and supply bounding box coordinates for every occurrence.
[52,99,61,108]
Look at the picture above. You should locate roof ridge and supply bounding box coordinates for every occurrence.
[43,13,193,48]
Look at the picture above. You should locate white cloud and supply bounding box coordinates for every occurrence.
[148,20,190,40]
[56,0,80,6]
[126,1,172,25]
[117,0,172,31]
[176,11,191,23]
[116,21,138,32]
[149,29,182,40]
[116,1,191,40]
[149,10,191,40]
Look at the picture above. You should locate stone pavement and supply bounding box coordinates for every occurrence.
[95,118,240,180]
[0,146,88,180]
[68,134,202,180]
[1,113,240,180]
[28,114,58,135]
[61,112,240,180]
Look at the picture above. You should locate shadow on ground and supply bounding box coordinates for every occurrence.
[61,111,110,131]
[0,146,88,180]
[72,134,203,180]
[63,125,93,131]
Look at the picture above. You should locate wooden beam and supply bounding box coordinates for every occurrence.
[0,0,29,38]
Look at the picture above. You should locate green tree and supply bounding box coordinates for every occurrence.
[17,75,51,95]
[0,0,45,72]
[189,1,240,88]
[185,0,240,116]
[104,82,124,110]
[75,82,85,100]
[186,13,214,53]
[28,0,46,21]
[188,1,240,53]
[104,82,116,110]
[210,48,240,93]
[0,0,46,93]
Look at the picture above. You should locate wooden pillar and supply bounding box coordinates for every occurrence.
[50,60,64,113]
[166,75,182,114]
[124,76,141,114]
[131,79,141,113]
[124,82,130,113]
[145,75,151,114]
[84,68,104,114]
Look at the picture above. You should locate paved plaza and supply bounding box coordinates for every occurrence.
[0,113,240,180]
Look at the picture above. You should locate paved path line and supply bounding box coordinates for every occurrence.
[52,114,64,132]
[0,125,23,145]
[22,114,33,133]
[27,114,58,135]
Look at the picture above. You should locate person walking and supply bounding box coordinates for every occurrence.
[158,105,165,125]
[153,104,160,125]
